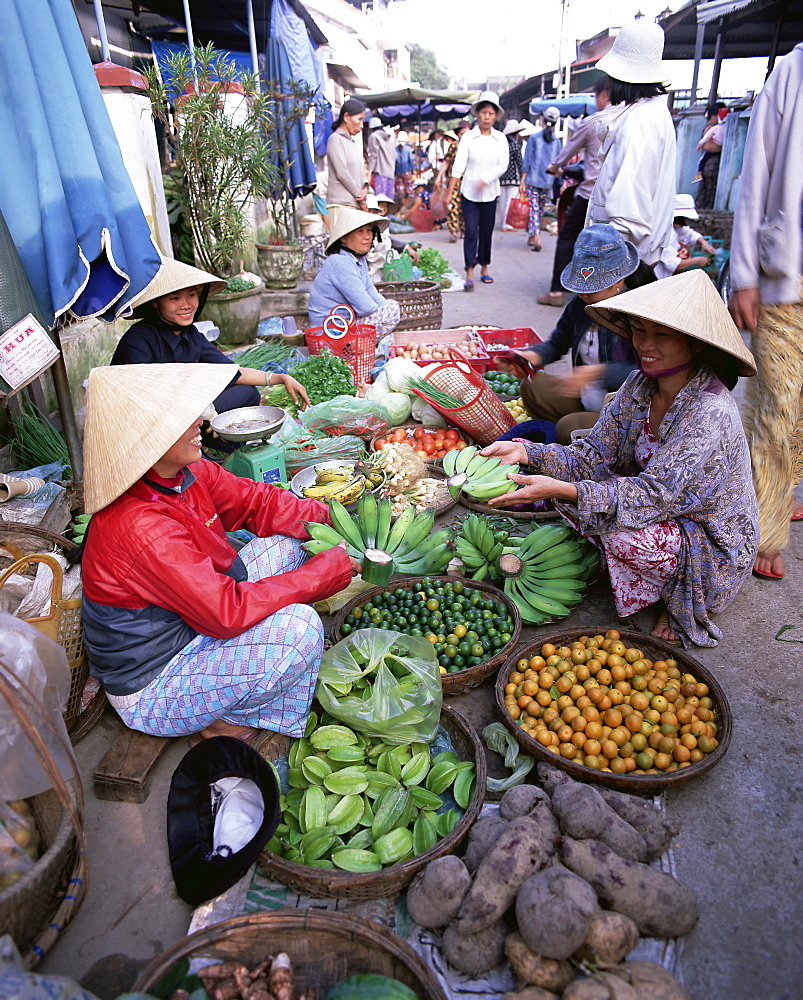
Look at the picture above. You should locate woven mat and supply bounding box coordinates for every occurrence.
[190,803,686,1000]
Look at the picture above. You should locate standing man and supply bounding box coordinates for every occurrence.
[537,77,613,307]
[366,117,397,201]
[729,42,803,581]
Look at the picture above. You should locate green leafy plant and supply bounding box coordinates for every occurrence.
[144,44,277,276]
[417,247,452,288]
[221,276,257,294]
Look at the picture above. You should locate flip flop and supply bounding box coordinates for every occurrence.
[752,567,784,580]
[480,275,494,284]
[463,279,474,292]
[791,512,803,521]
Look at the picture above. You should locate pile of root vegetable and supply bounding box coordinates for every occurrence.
[406,762,695,1000]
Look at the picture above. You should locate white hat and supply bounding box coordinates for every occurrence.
[470,91,503,116]
[542,107,560,122]
[368,116,383,129]
[586,270,756,376]
[375,193,396,204]
[128,257,226,317]
[364,193,380,211]
[396,130,409,143]
[326,206,389,253]
[518,120,537,137]
[674,193,700,220]
[503,119,523,135]
[83,364,235,513]
[596,20,670,85]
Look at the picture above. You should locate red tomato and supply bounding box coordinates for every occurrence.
[415,449,429,459]
[454,440,468,450]
[436,450,447,458]
[420,433,435,447]
[374,437,387,449]
[422,441,436,455]
[444,428,460,442]
[390,429,406,443]
[413,427,426,439]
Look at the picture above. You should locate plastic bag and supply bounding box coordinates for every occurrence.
[505,196,530,230]
[482,722,534,792]
[382,250,414,281]
[0,614,75,801]
[0,934,100,1000]
[300,395,390,439]
[316,628,442,744]
[270,415,366,475]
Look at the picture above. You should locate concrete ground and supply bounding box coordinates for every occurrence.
[40,225,803,999]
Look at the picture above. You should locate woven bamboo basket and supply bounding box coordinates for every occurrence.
[0,547,87,731]
[332,575,521,696]
[133,910,449,999]
[0,660,88,967]
[459,494,562,522]
[369,424,475,466]
[376,280,443,331]
[257,704,486,899]
[495,628,733,792]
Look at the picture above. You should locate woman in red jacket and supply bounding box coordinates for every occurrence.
[80,363,357,744]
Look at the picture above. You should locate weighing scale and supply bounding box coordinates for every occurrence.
[209,406,288,484]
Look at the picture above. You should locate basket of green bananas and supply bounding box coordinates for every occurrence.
[257,704,486,900]
[332,576,521,696]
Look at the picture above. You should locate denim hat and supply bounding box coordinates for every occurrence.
[560,224,640,294]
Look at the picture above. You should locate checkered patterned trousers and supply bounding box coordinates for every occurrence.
[111,536,323,738]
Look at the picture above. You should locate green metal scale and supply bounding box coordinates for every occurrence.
[210,406,288,484]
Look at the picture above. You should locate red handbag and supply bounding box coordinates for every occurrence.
[505,196,529,230]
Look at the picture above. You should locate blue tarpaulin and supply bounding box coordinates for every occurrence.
[152,39,254,100]
[529,95,598,118]
[0,0,162,324]
[265,38,317,199]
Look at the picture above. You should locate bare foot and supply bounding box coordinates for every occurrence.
[652,621,679,641]
[192,719,261,744]
[753,549,784,578]
[792,500,803,520]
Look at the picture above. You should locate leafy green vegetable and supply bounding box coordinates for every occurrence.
[221,276,257,293]
[10,404,71,475]
[417,247,452,288]
[267,347,356,413]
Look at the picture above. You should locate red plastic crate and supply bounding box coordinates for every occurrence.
[391,329,490,374]
[478,327,543,371]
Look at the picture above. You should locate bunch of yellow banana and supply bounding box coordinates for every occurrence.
[498,522,599,625]
[302,465,383,505]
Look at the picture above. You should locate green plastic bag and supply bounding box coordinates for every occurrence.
[315,628,442,744]
[300,395,390,439]
[382,250,414,282]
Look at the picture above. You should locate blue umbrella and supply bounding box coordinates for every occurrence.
[265,38,317,200]
[0,0,162,325]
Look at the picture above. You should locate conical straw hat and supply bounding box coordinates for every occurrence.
[128,258,227,316]
[83,364,235,513]
[585,269,756,376]
[326,206,389,253]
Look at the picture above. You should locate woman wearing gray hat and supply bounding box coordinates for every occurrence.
[446,92,509,290]
[497,225,649,442]
[520,108,562,251]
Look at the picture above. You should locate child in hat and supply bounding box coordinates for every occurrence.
[482,270,759,647]
[308,206,401,334]
[80,364,360,743]
[653,194,716,278]
[112,258,308,415]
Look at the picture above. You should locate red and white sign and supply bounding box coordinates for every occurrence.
[0,313,59,390]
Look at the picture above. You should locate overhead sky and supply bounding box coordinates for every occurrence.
[382,0,772,99]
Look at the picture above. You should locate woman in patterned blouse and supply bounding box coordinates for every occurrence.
[483,270,759,647]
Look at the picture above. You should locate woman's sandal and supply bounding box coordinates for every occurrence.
[480,275,494,284]
[652,609,682,646]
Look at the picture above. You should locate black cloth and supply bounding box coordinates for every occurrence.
[550,194,590,292]
[111,319,260,411]
[461,196,497,269]
[500,135,522,186]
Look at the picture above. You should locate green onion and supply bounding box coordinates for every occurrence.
[10,404,71,475]
[234,342,291,368]
[405,376,465,410]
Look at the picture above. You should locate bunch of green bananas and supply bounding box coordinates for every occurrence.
[500,522,599,624]
[442,445,518,501]
[71,514,91,543]
[303,495,455,576]
[454,514,519,581]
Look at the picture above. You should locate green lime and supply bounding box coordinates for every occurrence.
[341,623,353,635]
[444,644,457,657]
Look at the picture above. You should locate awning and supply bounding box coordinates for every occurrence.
[530,96,598,118]
[0,0,162,324]
[327,63,370,92]
[357,87,480,109]
[659,0,802,60]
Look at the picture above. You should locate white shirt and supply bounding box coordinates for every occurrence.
[451,127,510,203]
[577,326,606,412]
[587,96,676,265]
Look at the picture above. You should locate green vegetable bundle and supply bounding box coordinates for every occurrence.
[417,247,452,289]
[9,404,71,476]
[266,348,356,414]
[234,341,291,368]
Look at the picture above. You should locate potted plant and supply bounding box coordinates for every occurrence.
[144,45,274,342]
[255,76,317,290]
